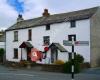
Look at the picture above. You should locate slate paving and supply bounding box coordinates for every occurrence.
[0,64,100,80]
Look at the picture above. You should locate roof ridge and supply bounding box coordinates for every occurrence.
[6,6,99,31]
[17,6,99,22]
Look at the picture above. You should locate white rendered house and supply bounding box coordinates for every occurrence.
[6,7,100,67]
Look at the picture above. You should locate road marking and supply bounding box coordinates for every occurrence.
[0,73,36,77]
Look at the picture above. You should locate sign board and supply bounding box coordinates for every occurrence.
[75,41,89,46]
[63,39,89,80]
[30,48,43,62]
[63,40,89,46]
[63,40,73,46]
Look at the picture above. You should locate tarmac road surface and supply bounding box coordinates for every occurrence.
[0,65,100,80]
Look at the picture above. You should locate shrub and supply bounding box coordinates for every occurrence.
[53,60,65,65]
[0,48,4,57]
[63,60,80,73]
[63,61,71,73]
[74,54,84,63]
[63,54,84,73]
[0,48,4,62]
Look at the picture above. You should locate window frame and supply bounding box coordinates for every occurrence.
[70,20,76,28]
[46,24,50,30]
[43,36,50,45]
[13,48,18,59]
[68,34,76,41]
[14,31,18,41]
[28,29,32,41]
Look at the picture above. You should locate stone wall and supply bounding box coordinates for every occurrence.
[90,7,100,67]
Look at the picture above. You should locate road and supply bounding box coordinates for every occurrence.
[0,64,100,80]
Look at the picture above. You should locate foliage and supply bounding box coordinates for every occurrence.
[0,48,4,62]
[63,60,80,73]
[0,48,4,57]
[63,54,84,73]
[74,54,84,63]
[53,60,65,65]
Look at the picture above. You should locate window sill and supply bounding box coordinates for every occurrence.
[70,27,76,28]
[27,40,32,41]
[13,58,18,59]
[13,40,18,42]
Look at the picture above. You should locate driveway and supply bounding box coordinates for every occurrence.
[0,64,100,80]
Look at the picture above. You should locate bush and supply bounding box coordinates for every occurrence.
[0,48,4,62]
[74,54,84,63]
[0,48,4,57]
[63,61,80,73]
[53,60,65,65]
[63,54,84,73]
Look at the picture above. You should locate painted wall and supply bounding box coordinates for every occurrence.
[37,49,68,64]
[6,19,90,62]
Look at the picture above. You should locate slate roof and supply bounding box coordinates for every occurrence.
[19,42,33,48]
[6,7,99,31]
[49,43,67,52]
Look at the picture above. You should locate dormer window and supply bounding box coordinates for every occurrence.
[46,24,50,30]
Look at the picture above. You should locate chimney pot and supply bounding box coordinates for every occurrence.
[42,9,50,17]
[17,14,24,22]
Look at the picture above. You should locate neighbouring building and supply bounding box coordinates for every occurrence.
[5,6,100,67]
[0,31,5,49]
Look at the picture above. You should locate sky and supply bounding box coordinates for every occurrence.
[0,0,100,30]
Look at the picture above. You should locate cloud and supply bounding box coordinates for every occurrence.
[22,0,46,19]
[0,0,100,30]
[22,0,100,19]
[43,0,100,13]
[0,0,18,30]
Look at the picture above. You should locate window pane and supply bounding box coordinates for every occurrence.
[68,35,76,41]
[14,31,18,41]
[46,24,50,30]
[28,29,32,40]
[14,48,18,59]
[43,36,50,45]
[70,20,76,27]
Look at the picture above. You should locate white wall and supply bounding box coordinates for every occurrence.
[37,49,68,64]
[6,19,90,62]
[58,51,68,62]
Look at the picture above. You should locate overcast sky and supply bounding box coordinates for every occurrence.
[0,0,100,30]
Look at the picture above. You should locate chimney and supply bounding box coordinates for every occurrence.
[42,9,50,17]
[17,14,24,22]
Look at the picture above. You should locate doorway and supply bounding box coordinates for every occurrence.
[51,46,58,63]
